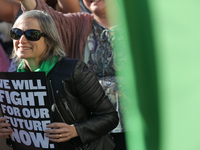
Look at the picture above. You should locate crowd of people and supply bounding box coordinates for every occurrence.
[0,0,126,150]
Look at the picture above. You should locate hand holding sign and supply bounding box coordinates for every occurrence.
[44,122,78,143]
[0,117,13,139]
[0,72,56,150]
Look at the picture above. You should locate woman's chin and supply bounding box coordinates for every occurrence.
[17,54,28,59]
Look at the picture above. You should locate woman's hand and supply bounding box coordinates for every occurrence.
[44,122,79,143]
[0,117,13,139]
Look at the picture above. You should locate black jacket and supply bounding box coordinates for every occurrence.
[47,57,119,149]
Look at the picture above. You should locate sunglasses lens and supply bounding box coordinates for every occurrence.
[10,28,45,41]
[25,30,41,41]
[10,28,23,40]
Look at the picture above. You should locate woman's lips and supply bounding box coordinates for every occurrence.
[18,46,32,51]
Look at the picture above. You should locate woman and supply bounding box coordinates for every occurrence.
[0,10,118,150]
[18,0,126,149]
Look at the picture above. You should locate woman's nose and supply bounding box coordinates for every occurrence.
[19,34,27,43]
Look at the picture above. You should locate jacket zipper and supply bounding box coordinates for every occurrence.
[49,80,66,123]
[62,98,76,121]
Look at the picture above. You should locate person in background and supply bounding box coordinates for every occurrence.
[0,43,10,72]
[0,20,17,72]
[0,0,21,61]
[0,9,118,150]
[0,43,12,150]
[18,0,126,149]
[79,0,91,13]
[0,21,13,55]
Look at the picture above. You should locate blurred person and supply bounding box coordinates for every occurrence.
[18,0,126,149]
[79,0,91,13]
[0,22,17,72]
[0,9,118,150]
[0,0,21,56]
[0,43,10,72]
[0,21,13,55]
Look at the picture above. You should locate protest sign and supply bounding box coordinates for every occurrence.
[0,72,57,150]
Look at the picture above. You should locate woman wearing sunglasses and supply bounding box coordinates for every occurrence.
[0,10,118,150]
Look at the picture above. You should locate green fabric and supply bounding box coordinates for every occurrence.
[107,0,200,150]
[106,0,158,150]
[148,1,200,150]
[17,56,59,75]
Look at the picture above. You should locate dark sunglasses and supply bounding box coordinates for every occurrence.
[10,28,47,41]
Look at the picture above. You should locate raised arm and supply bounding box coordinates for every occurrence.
[0,0,20,23]
[18,0,37,10]
[56,0,80,13]
[19,0,80,13]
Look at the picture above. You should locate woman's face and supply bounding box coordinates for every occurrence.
[13,18,47,64]
[83,0,106,14]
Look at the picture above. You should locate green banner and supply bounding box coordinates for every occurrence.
[106,0,200,150]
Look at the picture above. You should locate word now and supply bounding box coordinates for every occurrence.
[11,128,55,149]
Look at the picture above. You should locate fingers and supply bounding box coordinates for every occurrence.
[0,117,13,139]
[44,122,78,143]
[0,122,11,128]
[0,128,13,139]
[45,132,71,143]
[45,123,69,135]
[46,122,68,128]
[0,117,11,128]
[45,126,68,134]
[0,117,7,122]
[44,129,72,143]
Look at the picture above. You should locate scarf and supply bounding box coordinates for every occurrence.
[17,56,59,75]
